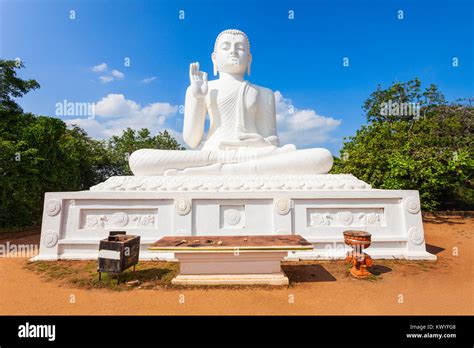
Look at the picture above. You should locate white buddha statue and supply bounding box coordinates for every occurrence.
[129,29,333,176]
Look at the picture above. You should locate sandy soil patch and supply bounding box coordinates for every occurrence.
[0,215,472,315]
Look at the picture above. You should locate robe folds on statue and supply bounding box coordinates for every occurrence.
[201,80,296,163]
[129,79,334,176]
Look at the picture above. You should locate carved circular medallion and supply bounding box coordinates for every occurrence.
[337,211,353,226]
[224,209,241,226]
[404,196,421,214]
[111,212,129,227]
[175,198,191,215]
[274,198,291,215]
[408,226,424,245]
[42,230,59,248]
[46,199,61,216]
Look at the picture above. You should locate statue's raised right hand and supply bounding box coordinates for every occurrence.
[189,62,208,99]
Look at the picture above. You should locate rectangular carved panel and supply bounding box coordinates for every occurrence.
[306,208,385,228]
[80,209,158,229]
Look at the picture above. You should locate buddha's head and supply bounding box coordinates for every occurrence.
[212,29,252,77]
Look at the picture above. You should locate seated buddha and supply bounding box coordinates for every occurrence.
[129,29,333,176]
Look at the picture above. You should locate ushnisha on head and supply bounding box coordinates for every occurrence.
[212,29,252,76]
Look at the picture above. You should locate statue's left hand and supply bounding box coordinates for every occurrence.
[263,135,279,146]
[219,135,272,148]
[238,133,278,146]
[238,132,263,141]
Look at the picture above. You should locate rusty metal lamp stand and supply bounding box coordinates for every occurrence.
[343,230,374,278]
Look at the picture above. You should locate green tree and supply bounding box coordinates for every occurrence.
[363,77,446,123]
[0,115,112,227]
[106,127,185,175]
[0,60,185,228]
[0,59,40,113]
[332,80,473,211]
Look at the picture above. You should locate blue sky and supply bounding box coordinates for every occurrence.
[1,0,472,155]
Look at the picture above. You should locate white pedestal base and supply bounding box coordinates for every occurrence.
[172,273,289,286]
[171,251,289,286]
[34,174,436,261]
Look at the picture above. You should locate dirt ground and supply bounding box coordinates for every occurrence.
[0,215,472,315]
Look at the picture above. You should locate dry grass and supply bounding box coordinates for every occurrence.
[25,260,178,291]
[23,258,440,291]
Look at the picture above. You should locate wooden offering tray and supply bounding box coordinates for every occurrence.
[149,235,313,252]
[149,235,313,286]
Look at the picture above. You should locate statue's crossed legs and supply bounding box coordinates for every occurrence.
[129,145,333,176]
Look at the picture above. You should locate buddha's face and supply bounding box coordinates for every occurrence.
[212,33,251,75]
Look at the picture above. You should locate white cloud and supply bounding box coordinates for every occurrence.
[92,62,107,72]
[65,118,104,138]
[274,91,341,147]
[91,63,125,83]
[111,69,125,79]
[141,76,157,84]
[66,94,179,139]
[65,91,340,150]
[99,76,114,84]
